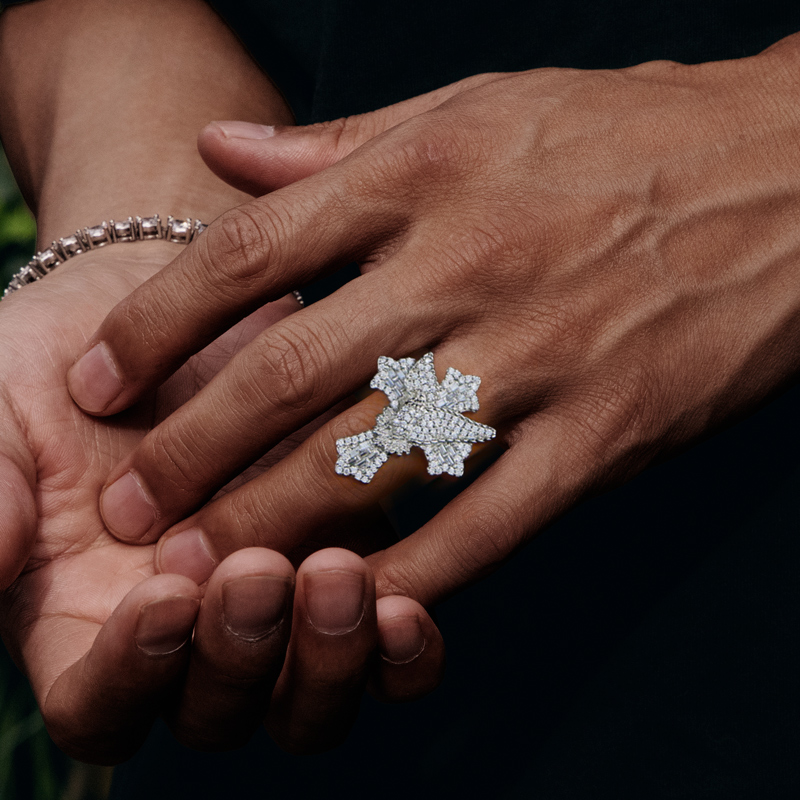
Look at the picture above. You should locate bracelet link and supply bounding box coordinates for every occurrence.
[11,266,36,288]
[135,215,162,241]
[30,249,62,278]
[110,218,136,243]
[57,234,87,259]
[165,216,194,244]
[83,222,114,250]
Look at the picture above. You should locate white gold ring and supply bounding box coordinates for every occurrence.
[335,352,496,484]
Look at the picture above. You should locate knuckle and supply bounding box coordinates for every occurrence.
[111,295,175,370]
[142,422,212,499]
[426,212,537,301]
[307,431,370,512]
[626,58,683,78]
[261,332,315,414]
[453,71,505,92]
[566,359,662,476]
[227,489,284,546]
[259,322,337,417]
[320,115,374,158]
[201,203,285,294]
[325,400,387,463]
[464,218,524,270]
[602,364,659,442]
[380,115,477,191]
[522,299,588,377]
[372,495,522,604]
[372,555,419,601]
[440,498,518,578]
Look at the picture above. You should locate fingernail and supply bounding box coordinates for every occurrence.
[222,575,290,641]
[135,595,199,655]
[379,616,426,665]
[67,342,123,413]
[101,471,158,541]
[157,527,217,584]
[304,570,365,634]
[214,120,276,140]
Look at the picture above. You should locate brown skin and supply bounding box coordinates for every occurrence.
[0,245,444,763]
[71,35,800,609]
[0,0,443,763]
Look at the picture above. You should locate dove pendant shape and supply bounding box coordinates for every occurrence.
[335,353,496,484]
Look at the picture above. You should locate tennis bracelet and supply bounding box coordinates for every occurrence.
[2,213,303,305]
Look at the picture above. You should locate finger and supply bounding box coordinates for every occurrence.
[42,574,200,765]
[369,595,446,703]
[167,548,294,751]
[97,278,447,545]
[65,72,504,419]
[197,74,500,195]
[266,548,377,754]
[153,391,422,574]
[366,413,597,608]
[154,293,300,420]
[66,162,407,418]
[152,346,500,574]
[0,447,37,589]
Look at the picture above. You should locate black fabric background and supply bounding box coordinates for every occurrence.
[208,0,800,122]
[5,0,795,796]
[112,385,800,799]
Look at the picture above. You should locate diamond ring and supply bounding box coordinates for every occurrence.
[335,353,496,484]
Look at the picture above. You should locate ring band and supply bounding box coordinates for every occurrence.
[335,352,496,484]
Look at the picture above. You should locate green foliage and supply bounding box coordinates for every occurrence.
[0,203,37,249]
[0,150,36,290]
[0,655,66,800]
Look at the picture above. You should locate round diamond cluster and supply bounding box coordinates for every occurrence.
[335,353,496,483]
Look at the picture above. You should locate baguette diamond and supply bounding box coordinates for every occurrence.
[335,352,496,483]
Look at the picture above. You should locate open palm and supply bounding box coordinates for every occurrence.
[0,247,301,761]
[0,246,445,761]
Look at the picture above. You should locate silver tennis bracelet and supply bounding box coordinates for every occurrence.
[2,213,304,305]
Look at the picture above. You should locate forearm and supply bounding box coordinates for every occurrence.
[0,0,293,246]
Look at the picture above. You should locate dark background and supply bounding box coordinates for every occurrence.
[114,1,800,797]
[1,1,798,797]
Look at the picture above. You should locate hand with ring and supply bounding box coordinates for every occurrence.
[0,0,444,761]
[68,36,800,613]
[0,244,443,762]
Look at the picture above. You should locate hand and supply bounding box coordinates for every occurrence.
[1,0,447,763]
[0,251,443,762]
[66,35,800,608]
[150,545,444,756]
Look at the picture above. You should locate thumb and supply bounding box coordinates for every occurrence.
[197,74,498,196]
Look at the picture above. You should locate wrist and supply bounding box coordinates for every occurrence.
[34,179,246,252]
[0,0,293,246]
[7,215,208,298]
